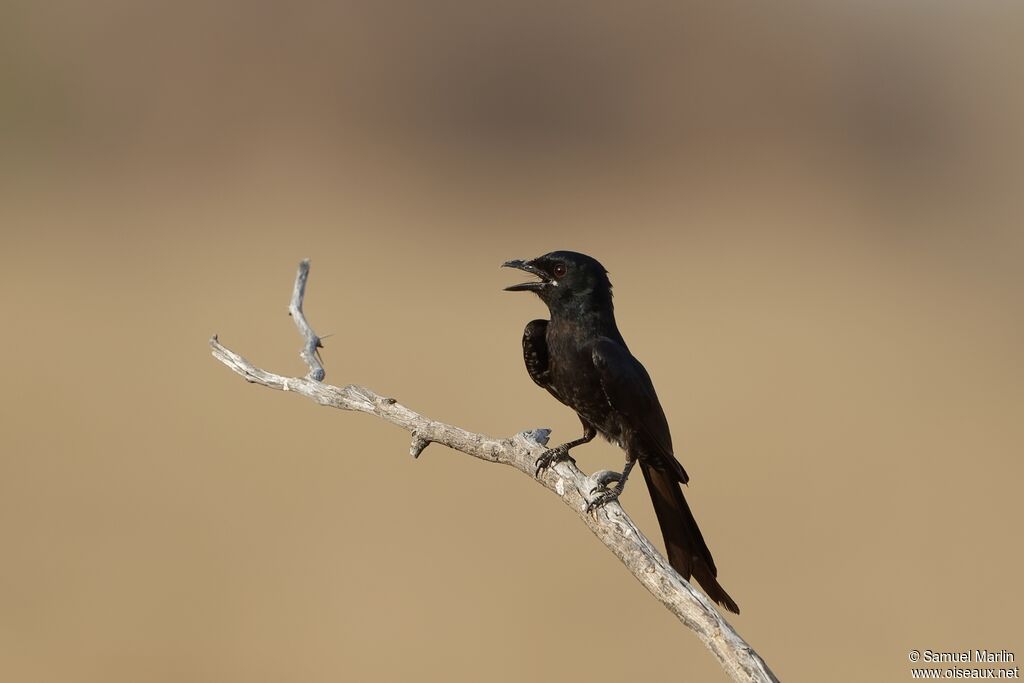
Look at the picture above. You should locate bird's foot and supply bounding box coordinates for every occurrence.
[589,469,623,491]
[586,471,626,513]
[534,446,576,477]
[586,487,624,513]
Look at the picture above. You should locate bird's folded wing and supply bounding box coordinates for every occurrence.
[591,338,677,467]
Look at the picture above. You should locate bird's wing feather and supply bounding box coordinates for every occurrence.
[522,319,562,401]
[592,338,687,481]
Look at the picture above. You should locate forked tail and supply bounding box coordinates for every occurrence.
[640,462,740,614]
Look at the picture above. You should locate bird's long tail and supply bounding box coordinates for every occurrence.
[640,462,740,614]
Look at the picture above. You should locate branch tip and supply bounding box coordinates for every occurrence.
[288,259,327,382]
[519,428,552,448]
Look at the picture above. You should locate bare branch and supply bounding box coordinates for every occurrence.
[210,261,779,683]
[288,258,325,381]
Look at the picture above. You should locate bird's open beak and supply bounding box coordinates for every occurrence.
[502,259,550,292]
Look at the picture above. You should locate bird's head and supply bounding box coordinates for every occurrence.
[502,251,612,313]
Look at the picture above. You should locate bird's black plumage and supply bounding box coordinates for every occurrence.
[504,251,739,613]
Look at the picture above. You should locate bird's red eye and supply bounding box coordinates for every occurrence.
[553,263,567,278]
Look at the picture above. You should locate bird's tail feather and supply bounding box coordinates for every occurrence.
[640,462,740,614]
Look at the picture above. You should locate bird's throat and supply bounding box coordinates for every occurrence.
[548,300,622,341]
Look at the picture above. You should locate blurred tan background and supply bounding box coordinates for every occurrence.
[2,1,1022,681]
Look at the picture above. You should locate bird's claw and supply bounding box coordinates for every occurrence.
[585,487,623,513]
[588,469,623,494]
[534,447,575,477]
[586,470,627,512]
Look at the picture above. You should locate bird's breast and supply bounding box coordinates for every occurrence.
[545,323,623,440]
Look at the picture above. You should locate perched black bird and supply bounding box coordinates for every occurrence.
[503,251,739,614]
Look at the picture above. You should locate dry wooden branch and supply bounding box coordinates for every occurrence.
[210,260,779,683]
[287,259,325,381]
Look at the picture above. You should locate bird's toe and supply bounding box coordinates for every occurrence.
[588,469,623,494]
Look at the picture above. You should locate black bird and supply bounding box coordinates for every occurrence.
[503,251,739,614]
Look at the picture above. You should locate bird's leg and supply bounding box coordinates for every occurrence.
[586,456,636,512]
[535,423,596,477]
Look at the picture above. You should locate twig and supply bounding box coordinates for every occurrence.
[288,259,325,381]
[210,260,779,683]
